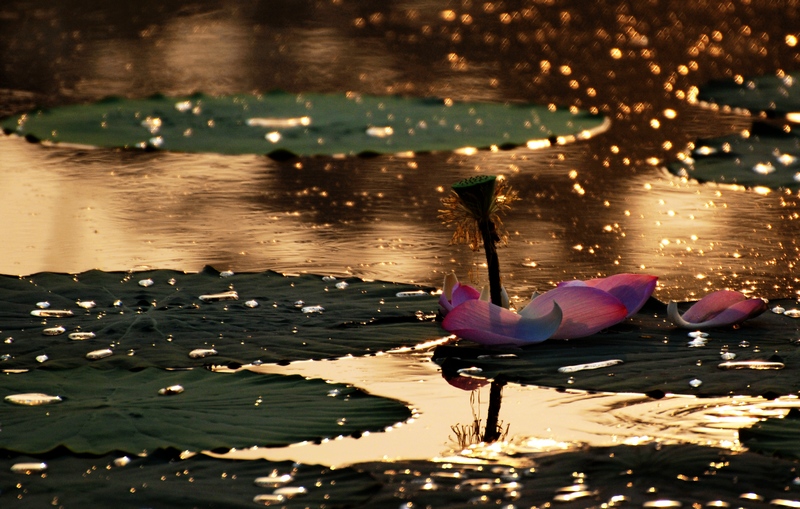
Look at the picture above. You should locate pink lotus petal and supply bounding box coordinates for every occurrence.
[442,299,562,346]
[557,280,588,288]
[681,290,748,323]
[692,299,768,327]
[453,283,481,307]
[439,281,480,313]
[669,292,767,329]
[575,274,658,317]
[526,286,628,339]
[439,294,452,312]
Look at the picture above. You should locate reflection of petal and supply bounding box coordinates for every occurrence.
[442,299,562,346]
[668,291,767,329]
[527,286,628,339]
[560,273,657,317]
[444,373,490,391]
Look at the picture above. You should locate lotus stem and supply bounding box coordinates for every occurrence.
[440,175,517,308]
[479,219,503,307]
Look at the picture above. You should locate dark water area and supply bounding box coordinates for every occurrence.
[2,0,800,303]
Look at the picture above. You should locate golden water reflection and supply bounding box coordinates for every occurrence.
[208,351,793,468]
[3,130,799,303]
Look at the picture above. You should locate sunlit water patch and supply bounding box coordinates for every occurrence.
[220,351,781,467]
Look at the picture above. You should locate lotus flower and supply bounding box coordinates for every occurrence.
[440,273,657,346]
[439,273,482,313]
[439,272,511,315]
[668,290,767,329]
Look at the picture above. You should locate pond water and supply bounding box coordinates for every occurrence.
[1,0,800,499]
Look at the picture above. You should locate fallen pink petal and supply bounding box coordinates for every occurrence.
[441,298,563,346]
[668,290,768,329]
[524,285,630,339]
[558,273,658,317]
[440,274,658,346]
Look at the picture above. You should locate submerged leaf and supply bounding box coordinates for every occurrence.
[0,367,411,454]
[1,92,609,157]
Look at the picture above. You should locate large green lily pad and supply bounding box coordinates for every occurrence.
[667,122,800,190]
[0,449,380,508]
[0,367,411,454]
[0,92,608,157]
[739,407,800,460]
[434,298,800,398]
[0,267,439,370]
[697,72,800,119]
[357,444,800,508]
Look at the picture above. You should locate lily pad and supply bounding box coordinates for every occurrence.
[434,298,800,398]
[667,122,800,190]
[739,407,800,460]
[0,267,439,370]
[0,367,411,454]
[697,72,800,120]
[0,449,380,508]
[357,444,800,508]
[0,92,608,157]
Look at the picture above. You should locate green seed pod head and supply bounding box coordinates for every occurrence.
[451,175,498,224]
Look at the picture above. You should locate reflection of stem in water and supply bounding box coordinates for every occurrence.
[482,378,506,443]
[449,382,509,449]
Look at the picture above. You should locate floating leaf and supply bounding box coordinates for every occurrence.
[0,367,411,454]
[667,122,800,190]
[739,407,800,460]
[434,298,800,398]
[358,444,800,508]
[0,449,379,508]
[696,73,800,120]
[0,267,439,369]
[1,92,609,157]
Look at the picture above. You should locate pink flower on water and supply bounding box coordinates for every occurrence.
[439,273,482,313]
[440,273,657,346]
[556,273,659,318]
[667,290,767,329]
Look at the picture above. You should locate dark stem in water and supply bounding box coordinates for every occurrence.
[483,377,506,442]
